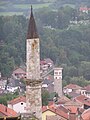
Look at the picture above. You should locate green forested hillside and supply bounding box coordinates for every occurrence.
[0,6,90,86]
[54,0,90,7]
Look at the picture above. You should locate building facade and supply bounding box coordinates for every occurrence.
[54,68,63,97]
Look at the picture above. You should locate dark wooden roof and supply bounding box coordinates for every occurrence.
[27,6,39,39]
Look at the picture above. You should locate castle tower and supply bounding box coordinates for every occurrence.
[54,68,63,97]
[26,6,42,120]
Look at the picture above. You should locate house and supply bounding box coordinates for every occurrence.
[42,79,53,87]
[7,79,25,93]
[81,108,90,120]
[64,100,84,108]
[40,58,54,73]
[8,96,26,113]
[68,91,80,98]
[66,106,78,120]
[81,85,90,98]
[79,6,90,14]
[12,67,26,79]
[75,95,90,109]
[57,95,70,105]
[0,78,7,90]
[40,60,48,71]
[42,105,69,120]
[44,58,54,68]
[63,84,82,95]
[42,75,54,93]
[0,104,18,117]
[7,79,20,93]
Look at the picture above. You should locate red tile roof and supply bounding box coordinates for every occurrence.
[64,84,82,90]
[81,108,90,120]
[40,60,46,65]
[75,95,90,106]
[42,105,69,119]
[83,85,90,91]
[0,104,17,117]
[64,100,83,107]
[80,7,90,11]
[66,106,78,114]
[58,95,70,104]
[8,96,26,105]
[13,68,26,74]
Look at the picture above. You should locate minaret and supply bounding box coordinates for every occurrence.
[54,68,63,97]
[26,6,42,120]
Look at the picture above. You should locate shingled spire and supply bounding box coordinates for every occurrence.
[27,6,39,39]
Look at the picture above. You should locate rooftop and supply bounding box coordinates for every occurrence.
[0,104,18,117]
[8,96,26,105]
[64,84,82,90]
[75,95,90,106]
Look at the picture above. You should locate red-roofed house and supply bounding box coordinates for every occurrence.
[8,96,26,113]
[63,84,82,94]
[12,67,26,79]
[81,85,90,98]
[0,104,18,117]
[40,58,54,73]
[75,95,90,109]
[81,108,90,120]
[42,106,69,120]
[66,106,78,120]
[79,7,90,14]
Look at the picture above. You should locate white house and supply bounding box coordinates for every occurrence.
[12,67,26,79]
[81,85,90,98]
[7,86,18,93]
[8,96,26,113]
[0,79,7,90]
[63,84,82,94]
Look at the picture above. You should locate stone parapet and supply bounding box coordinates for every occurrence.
[25,79,42,86]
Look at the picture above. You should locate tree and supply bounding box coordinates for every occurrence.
[78,61,90,80]
[42,90,50,106]
[70,76,90,87]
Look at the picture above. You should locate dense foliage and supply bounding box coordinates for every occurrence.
[0,92,19,105]
[0,15,27,77]
[0,6,90,86]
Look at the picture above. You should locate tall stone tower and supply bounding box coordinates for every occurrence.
[54,68,63,97]
[26,6,42,120]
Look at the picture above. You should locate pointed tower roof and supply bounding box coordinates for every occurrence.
[27,6,39,39]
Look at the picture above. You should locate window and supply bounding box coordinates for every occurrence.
[55,72,58,75]
[59,72,61,75]
[21,103,23,105]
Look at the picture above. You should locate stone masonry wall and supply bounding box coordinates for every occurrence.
[26,85,42,120]
[26,38,42,120]
[26,38,40,80]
